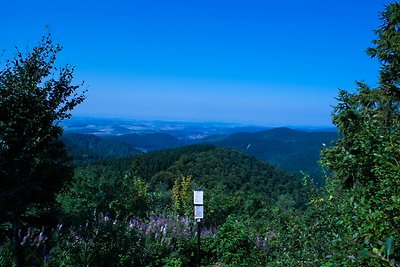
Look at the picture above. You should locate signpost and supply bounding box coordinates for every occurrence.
[194,205,204,220]
[194,190,204,267]
[193,190,203,205]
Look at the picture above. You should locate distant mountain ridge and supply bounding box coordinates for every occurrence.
[202,127,337,183]
[61,133,140,164]
[104,133,184,152]
[62,126,337,183]
[62,116,272,137]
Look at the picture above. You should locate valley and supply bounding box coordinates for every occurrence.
[62,117,337,184]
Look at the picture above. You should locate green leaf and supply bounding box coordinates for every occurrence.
[384,236,394,256]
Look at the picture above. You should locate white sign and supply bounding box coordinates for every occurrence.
[193,190,204,205]
[194,205,204,219]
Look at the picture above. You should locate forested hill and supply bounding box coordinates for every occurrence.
[106,132,185,152]
[203,127,337,183]
[61,133,140,164]
[130,144,306,226]
[132,144,300,195]
[61,127,337,182]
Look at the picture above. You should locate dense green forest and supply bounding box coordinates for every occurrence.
[203,127,337,185]
[130,145,306,224]
[62,127,337,185]
[61,133,140,164]
[1,2,400,266]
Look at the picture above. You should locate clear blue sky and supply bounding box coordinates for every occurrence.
[0,0,394,126]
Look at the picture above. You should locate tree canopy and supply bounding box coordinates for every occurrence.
[318,2,400,265]
[1,3,400,266]
[0,35,85,266]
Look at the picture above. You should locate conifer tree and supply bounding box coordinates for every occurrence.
[321,2,400,265]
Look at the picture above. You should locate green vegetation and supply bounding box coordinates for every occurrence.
[1,2,400,266]
[0,35,85,266]
[203,127,337,185]
[54,145,306,266]
[61,133,139,165]
[131,145,306,226]
[317,3,400,264]
[106,132,183,152]
[67,127,338,185]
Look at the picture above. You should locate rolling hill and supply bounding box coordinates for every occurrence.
[203,127,338,182]
[62,127,337,183]
[61,133,139,164]
[129,144,306,226]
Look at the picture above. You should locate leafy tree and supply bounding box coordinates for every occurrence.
[58,165,149,224]
[368,2,400,96]
[321,2,400,188]
[134,145,306,227]
[0,35,85,266]
[172,175,192,216]
[320,2,400,265]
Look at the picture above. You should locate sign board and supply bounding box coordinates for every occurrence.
[193,190,204,205]
[194,205,204,219]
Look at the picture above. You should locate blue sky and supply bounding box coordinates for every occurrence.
[0,0,394,126]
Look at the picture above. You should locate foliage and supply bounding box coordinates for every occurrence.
[47,142,307,266]
[49,214,205,266]
[212,215,256,265]
[58,165,149,224]
[0,34,85,265]
[172,175,193,216]
[0,239,15,267]
[204,127,337,185]
[131,214,198,266]
[49,215,144,267]
[131,144,215,182]
[132,145,306,227]
[106,132,183,152]
[4,3,400,266]
[319,2,400,265]
[61,133,139,165]
[64,126,337,186]
[367,2,400,91]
